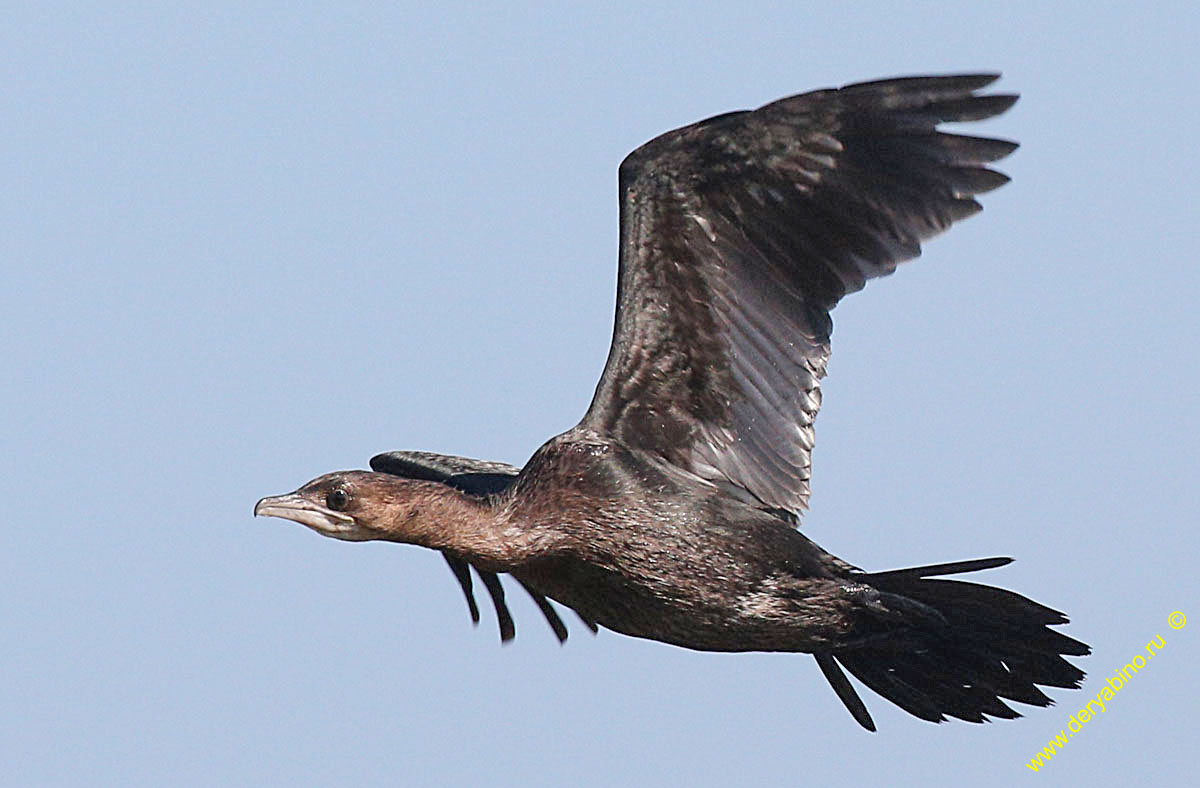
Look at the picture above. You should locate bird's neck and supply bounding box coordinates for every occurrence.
[379,483,536,570]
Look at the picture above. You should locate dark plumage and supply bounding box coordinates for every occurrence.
[255,74,1088,731]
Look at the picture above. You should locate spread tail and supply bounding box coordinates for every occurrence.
[815,557,1090,731]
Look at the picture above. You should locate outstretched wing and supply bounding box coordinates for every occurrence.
[370,450,596,642]
[580,74,1017,516]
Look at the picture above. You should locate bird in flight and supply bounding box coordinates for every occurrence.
[256,74,1088,731]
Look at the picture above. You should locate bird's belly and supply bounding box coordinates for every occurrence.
[514,555,851,653]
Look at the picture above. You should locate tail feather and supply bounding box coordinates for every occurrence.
[816,557,1089,730]
[865,556,1013,579]
[814,653,877,731]
[904,579,1089,656]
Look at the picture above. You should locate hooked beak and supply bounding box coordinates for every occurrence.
[254,492,369,541]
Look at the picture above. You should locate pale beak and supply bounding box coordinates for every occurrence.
[254,492,369,541]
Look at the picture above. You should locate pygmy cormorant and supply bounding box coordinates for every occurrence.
[255,74,1089,731]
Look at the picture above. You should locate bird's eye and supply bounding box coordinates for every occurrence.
[326,488,351,511]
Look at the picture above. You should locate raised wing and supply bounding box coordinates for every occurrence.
[370,450,596,642]
[581,74,1017,515]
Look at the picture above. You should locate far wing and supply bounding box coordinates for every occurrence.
[581,74,1017,516]
[369,450,596,642]
[370,450,520,495]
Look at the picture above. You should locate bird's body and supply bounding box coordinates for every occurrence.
[256,74,1089,730]
[497,430,853,653]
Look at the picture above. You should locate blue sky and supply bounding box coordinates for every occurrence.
[2,2,1196,786]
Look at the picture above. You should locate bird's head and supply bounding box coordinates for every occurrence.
[254,470,462,544]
